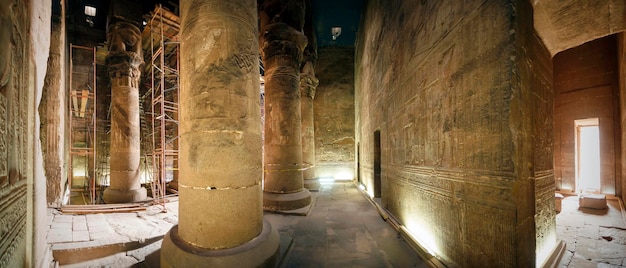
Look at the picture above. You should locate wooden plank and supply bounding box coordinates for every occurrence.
[72,90,79,117]
[80,89,89,118]
[60,206,146,215]
[62,203,143,209]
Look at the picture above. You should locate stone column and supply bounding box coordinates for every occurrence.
[300,1,319,191]
[41,2,66,206]
[300,62,320,190]
[260,0,312,211]
[103,19,147,203]
[161,1,279,266]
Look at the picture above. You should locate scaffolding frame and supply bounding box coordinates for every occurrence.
[68,44,97,205]
[143,5,180,210]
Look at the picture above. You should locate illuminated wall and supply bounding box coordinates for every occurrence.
[553,35,620,195]
[355,0,554,266]
[314,47,356,182]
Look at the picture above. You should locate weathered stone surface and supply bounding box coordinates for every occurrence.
[533,0,626,56]
[162,1,278,266]
[0,0,50,266]
[300,0,320,190]
[620,34,626,199]
[553,36,619,195]
[301,62,319,188]
[356,0,554,266]
[260,0,312,210]
[314,47,355,181]
[103,19,147,203]
[40,7,66,206]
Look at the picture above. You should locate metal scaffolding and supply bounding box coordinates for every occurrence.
[143,5,180,210]
[68,44,97,205]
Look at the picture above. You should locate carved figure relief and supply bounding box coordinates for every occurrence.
[0,0,29,266]
[107,17,142,57]
[0,1,11,88]
[0,0,13,185]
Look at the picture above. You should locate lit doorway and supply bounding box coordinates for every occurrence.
[575,118,600,193]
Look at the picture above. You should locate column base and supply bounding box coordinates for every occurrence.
[263,189,312,211]
[161,220,279,268]
[303,178,321,192]
[102,187,147,203]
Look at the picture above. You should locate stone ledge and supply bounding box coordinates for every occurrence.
[579,194,608,210]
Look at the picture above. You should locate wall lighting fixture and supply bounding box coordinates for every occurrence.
[84,6,96,27]
[331,27,342,40]
[84,6,96,16]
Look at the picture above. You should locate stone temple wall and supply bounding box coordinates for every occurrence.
[0,0,33,266]
[314,47,355,181]
[553,35,620,195]
[620,34,626,199]
[0,0,50,266]
[355,0,554,266]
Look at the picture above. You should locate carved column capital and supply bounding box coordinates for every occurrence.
[106,52,142,78]
[260,22,308,64]
[105,16,142,80]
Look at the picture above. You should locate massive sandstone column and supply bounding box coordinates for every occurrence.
[103,19,147,203]
[161,1,279,266]
[260,0,312,211]
[41,1,66,206]
[300,1,319,190]
[300,62,319,190]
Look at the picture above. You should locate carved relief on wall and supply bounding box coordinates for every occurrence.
[0,0,30,266]
[0,0,12,186]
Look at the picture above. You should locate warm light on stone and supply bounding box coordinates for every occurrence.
[161,0,279,266]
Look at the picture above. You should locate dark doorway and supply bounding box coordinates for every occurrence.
[357,143,361,184]
[374,130,381,198]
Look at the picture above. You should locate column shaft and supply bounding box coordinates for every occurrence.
[103,19,147,203]
[161,1,278,266]
[260,0,312,211]
[110,76,140,189]
[300,62,319,190]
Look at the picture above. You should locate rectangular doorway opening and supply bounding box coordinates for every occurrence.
[357,143,361,184]
[374,130,381,198]
[575,118,601,193]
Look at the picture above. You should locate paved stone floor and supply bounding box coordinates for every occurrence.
[47,183,426,267]
[266,182,427,268]
[47,201,178,267]
[557,195,626,267]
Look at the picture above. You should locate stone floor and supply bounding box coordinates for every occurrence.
[47,182,426,267]
[557,195,626,267]
[266,182,427,268]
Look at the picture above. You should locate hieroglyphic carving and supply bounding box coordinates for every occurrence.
[0,0,12,185]
[0,186,27,266]
[0,0,30,266]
